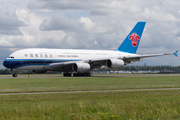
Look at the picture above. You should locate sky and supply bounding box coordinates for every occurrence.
[0,0,180,68]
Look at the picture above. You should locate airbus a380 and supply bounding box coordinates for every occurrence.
[3,22,178,77]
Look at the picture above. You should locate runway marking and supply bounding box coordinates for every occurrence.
[1,88,180,96]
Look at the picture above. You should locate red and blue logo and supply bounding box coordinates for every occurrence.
[129,33,140,47]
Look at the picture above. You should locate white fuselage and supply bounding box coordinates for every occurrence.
[3,48,137,70]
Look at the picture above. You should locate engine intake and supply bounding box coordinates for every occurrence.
[106,59,124,68]
[72,63,90,72]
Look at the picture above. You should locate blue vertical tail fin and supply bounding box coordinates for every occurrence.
[117,22,146,54]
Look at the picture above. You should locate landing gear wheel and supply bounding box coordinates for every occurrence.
[13,74,17,77]
[90,73,93,77]
[73,73,92,77]
[11,69,18,77]
[63,73,72,77]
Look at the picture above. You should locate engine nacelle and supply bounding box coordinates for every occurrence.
[72,63,90,72]
[106,59,124,68]
[32,70,47,74]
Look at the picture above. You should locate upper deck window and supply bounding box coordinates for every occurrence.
[30,54,33,57]
[45,54,48,57]
[24,54,28,57]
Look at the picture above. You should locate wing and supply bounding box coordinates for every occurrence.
[43,58,109,71]
[120,52,177,64]
[84,58,109,69]
[86,51,178,66]
[43,51,178,71]
[43,61,77,71]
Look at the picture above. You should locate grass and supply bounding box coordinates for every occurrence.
[1,90,180,119]
[0,75,180,119]
[0,76,180,93]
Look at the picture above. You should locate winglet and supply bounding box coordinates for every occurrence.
[173,50,178,57]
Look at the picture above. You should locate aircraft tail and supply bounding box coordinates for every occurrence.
[173,50,178,57]
[117,22,146,54]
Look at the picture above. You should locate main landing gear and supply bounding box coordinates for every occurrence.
[63,73,93,77]
[63,73,72,77]
[73,73,92,77]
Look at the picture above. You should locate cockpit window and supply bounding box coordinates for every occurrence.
[8,56,14,59]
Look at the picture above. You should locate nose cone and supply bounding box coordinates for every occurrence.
[3,59,10,68]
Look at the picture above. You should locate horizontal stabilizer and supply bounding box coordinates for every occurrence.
[173,50,178,57]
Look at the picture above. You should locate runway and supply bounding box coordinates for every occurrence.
[0,74,180,79]
[1,88,180,96]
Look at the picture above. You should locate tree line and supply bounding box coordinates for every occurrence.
[0,65,180,74]
[120,65,180,71]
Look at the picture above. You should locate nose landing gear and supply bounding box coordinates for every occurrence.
[11,69,18,77]
[13,73,17,77]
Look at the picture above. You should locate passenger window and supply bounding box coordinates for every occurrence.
[35,54,38,57]
[30,54,33,57]
[49,54,52,58]
[45,54,48,57]
[40,54,43,57]
[24,54,28,57]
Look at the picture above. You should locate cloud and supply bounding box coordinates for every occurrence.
[0,9,26,35]
[39,14,109,34]
[27,0,109,11]
[0,0,180,67]
[39,15,77,31]
[137,8,178,22]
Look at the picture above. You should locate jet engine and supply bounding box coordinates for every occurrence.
[72,63,90,72]
[106,59,124,68]
[32,70,47,74]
